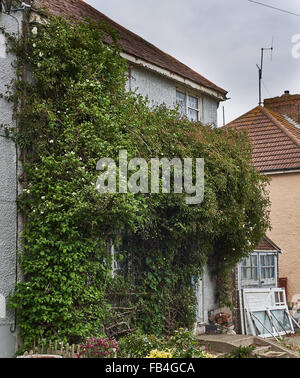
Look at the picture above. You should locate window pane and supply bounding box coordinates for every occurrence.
[188,108,198,122]
[251,255,258,266]
[176,91,186,115]
[252,311,273,335]
[252,268,258,280]
[188,95,198,109]
[242,267,250,280]
[270,310,293,332]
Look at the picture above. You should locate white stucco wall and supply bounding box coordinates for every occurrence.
[202,96,218,126]
[0,11,22,358]
[129,65,219,126]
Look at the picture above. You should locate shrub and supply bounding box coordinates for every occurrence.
[118,328,210,358]
[164,328,206,358]
[117,330,162,358]
[146,349,173,358]
[77,337,118,358]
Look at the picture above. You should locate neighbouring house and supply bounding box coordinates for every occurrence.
[226,91,300,331]
[0,0,227,357]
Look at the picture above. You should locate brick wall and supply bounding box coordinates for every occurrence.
[264,92,300,124]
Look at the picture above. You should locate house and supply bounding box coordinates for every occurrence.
[226,91,300,316]
[0,0,227,357]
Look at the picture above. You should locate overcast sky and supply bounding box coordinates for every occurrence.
[84,0,300,126]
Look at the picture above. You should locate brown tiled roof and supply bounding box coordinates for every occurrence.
[32,0,227,98]
[225,106,300,172]
[255,236,282,252]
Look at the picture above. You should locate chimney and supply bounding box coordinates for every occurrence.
[264,91,300,125]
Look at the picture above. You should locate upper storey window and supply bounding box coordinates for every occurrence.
[176,90,200,122]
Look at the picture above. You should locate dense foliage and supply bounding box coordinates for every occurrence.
[2,16,270,351]
[117,329,212,358]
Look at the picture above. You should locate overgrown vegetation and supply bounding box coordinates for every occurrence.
[1,15,270,352]
[117,328,213,358]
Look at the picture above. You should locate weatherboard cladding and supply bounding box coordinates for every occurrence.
[226,106,300,172]
[32,0,227,97]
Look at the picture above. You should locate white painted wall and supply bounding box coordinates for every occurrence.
[0,11,22,358]
[129,65,219,126]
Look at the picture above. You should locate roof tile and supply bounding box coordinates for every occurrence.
[225,106,300,172]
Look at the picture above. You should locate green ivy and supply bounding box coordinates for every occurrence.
[2,15,270,352]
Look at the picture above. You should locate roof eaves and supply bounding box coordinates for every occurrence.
[262,167,300,174]
[122,52,227,102]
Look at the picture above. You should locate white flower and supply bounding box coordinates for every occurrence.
[49,140,54,144]
[39,51,43,57]
[41,196,46,200]
[32,43,36,48]
[32,27,38,35]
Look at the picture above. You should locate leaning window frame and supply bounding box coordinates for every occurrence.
[176,88,202,122]
[238,251,278,290]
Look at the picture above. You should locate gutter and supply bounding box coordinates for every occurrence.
[263,168,300,175]
[253,250,283,254]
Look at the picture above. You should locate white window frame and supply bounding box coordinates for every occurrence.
[238,251,278,290]
[176,89,202,122]
[242,288,294,339]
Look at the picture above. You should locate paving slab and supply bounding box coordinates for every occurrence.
[198,334,299,358]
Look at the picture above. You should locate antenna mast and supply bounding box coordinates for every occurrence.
[257,41,273,106]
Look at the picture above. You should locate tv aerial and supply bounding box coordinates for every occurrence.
[256,38,274,106]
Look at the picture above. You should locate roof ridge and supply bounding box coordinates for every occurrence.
[260,106,300,149]
[224,106,261,128]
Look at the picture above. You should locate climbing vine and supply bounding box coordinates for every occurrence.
[2,15,270,351]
